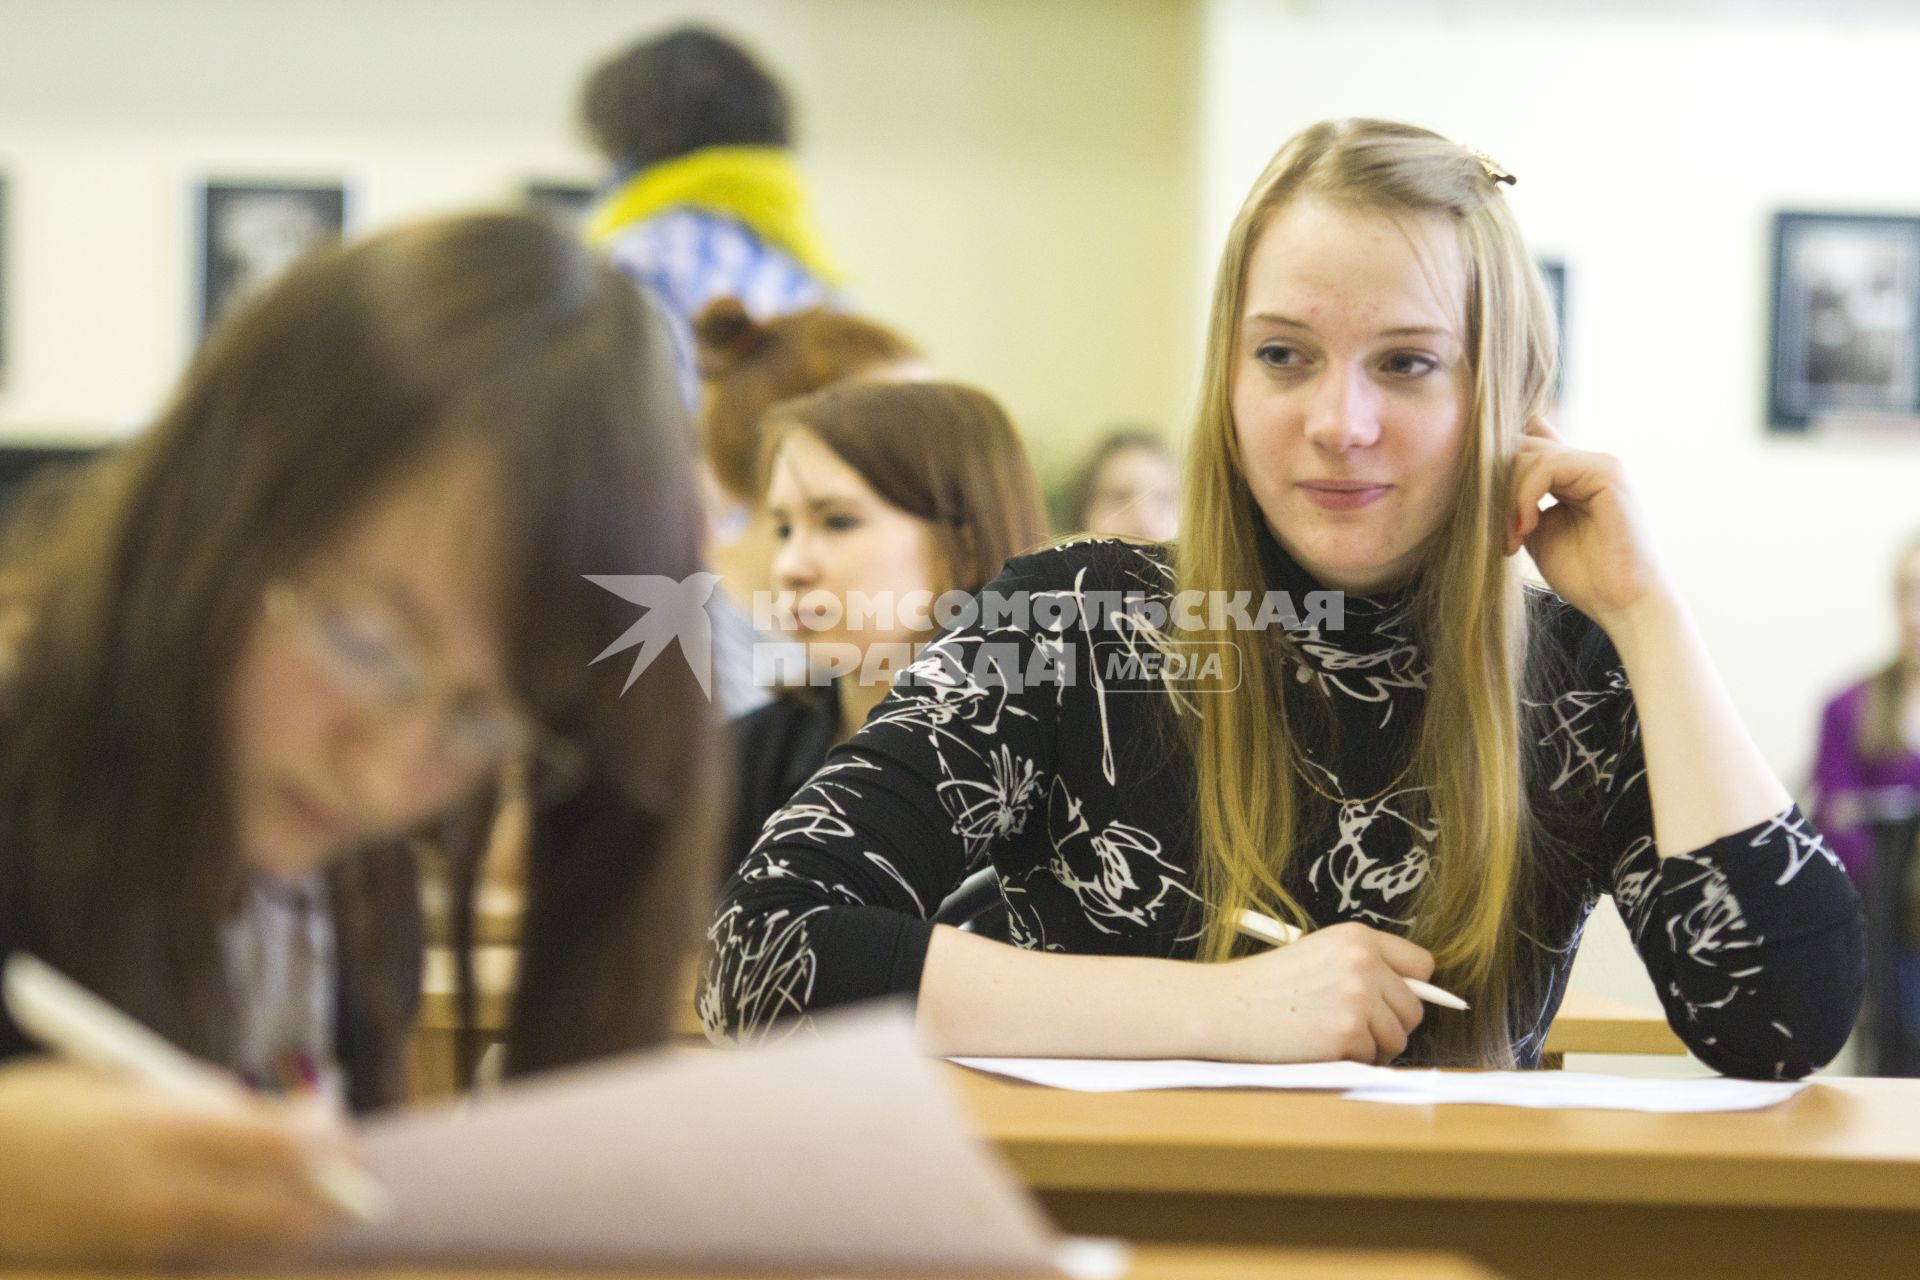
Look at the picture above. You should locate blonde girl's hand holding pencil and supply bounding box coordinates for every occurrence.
[1207,921,1437,1064]
[919,918,1437,1064]
[1235,910,1470,1011]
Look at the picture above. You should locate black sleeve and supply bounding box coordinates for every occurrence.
[1548,621,1866,1080]
[699,546,1115,1042]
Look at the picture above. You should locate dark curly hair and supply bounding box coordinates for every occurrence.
[579,26,792,172]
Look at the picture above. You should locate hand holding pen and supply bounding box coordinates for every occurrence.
[0,954,386,1264]
[1206,914,1461,1065]
[1235,911,1470,1010]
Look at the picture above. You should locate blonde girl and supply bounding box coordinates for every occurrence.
[702,119,1862,1078]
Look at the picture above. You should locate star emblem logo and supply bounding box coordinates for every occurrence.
[584,573,721,699]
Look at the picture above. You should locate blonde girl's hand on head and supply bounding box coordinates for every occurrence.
[1505,418,1680,634]
[0,1059,344,1266]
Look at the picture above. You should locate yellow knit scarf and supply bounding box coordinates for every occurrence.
[585,146,843,284]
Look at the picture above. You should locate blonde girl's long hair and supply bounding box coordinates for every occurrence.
[1179,119,1560,1067]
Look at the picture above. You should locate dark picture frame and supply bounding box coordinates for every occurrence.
[0,444,108,526]
[525,181,597,229]
[0,174,9,384]
[197,180,347,340]
[1538,257,1567,399]
[1768,211,1920,433]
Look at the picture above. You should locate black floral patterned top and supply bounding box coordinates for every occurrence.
[701,537,1865,1079]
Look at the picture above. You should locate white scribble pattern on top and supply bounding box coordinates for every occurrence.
[702,540,1863,1078]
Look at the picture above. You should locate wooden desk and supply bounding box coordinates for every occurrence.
[410,946,517,1097]
[1540,989,1685,1058]
[956,1067,1920,1280]
[411,949,704,1096]
[423,961,1684,1063]
[418,944,518,1030]
[413,969,1682,1097]
[420,883,523,947]
[52,1246,1502,1279]
[416,948,706,1039]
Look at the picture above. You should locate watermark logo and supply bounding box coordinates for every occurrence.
[588,576,1339,701]
[751,637,1081,694]
[747,586,1342,639]
[584,573,719,697]
[1093,641,1244,694]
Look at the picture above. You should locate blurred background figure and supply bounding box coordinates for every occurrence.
[1812,535,1920,1074]
[694,298,921,714]
[578,25,842,403]
[1055,428,1179,542]
[1811,534,1920,884]
[730,380,1047,874]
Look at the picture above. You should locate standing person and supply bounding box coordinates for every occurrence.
[727,380,1048,875]
[1058,428,1180,542]
[579,25,842,403]
[1811,535,1920,884]
[0,211,718,1265]
[701,119,1864,1080]
[1810,536,1920,1068]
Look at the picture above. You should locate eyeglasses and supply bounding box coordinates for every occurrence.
[264,571,585,807]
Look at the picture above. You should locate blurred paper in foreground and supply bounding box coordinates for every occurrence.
[326,1004,1114,1276]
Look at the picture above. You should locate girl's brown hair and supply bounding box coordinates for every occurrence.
[0,212,719,1103]
[695,298,919,502]
[759,380,1049,596]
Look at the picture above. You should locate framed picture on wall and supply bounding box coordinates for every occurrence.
[197,180,348,339]
[0,175,9,384]
[1768,211,1920,433]
[524,181,597,229]
[1538,257,1567,398]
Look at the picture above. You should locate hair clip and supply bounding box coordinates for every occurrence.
[1471,149,1517,187]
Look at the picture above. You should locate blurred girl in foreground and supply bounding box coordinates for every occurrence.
[0,212,717,1264]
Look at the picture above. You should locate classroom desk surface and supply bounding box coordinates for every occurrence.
[421,883,522,947]
[953,1067,1920,1280]
[419,944,519,1028]
[416,949,1687,1060]
[45,1247,1503,1280]
[1538,988,1685,1056]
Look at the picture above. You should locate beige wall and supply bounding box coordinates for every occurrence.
[0,0,1204,483]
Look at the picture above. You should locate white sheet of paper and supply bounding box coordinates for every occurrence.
[322,1004,1095,1273]
[1342,1068,1807,1113]
[951,1055,1393,1093]
[953,1056,1807,1113]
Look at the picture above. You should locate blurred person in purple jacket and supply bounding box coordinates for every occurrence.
[1811,535,1920,885]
